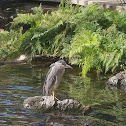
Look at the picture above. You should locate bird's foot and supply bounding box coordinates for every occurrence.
[54,96,60,101]
[50,95,59,101]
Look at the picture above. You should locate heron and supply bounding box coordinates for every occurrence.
[43,60,72,100]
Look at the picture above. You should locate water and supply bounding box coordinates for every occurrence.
[0,61,126,126]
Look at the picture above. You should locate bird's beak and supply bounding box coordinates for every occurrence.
[65,64,73,69]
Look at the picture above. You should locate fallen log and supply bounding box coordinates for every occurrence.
[23,96,91,115]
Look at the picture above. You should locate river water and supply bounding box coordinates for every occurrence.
[0,61,126,126]
[1,1,126,125]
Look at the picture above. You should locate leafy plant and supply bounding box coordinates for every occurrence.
[0,29,22,60]
[1,3,126,76]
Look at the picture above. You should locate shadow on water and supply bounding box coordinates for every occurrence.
[0,61,126,125]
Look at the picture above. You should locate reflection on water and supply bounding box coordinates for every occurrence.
[0,61,126,125]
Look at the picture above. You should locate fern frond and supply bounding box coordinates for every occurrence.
[32,19,64,40]
[81,56,92,77]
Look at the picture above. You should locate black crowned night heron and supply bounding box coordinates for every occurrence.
[43,60,72,99]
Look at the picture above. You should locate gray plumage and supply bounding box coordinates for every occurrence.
[43,60,72,96]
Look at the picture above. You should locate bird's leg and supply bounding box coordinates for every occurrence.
[52,91,55,100]
[52,91,59,101]
[55,97,60,101]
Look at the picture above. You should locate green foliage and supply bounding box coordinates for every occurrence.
[69,29,100,77]
[98,25,126,73]
[10,2,77,58]
[1,3,126,76]
[68,5,126,76]
[0,29,22,60]
[11,5,43,28]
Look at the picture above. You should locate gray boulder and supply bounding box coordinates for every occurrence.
[107,71,126,85]
[23,96,91,114]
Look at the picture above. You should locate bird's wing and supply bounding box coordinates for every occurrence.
[43,65,57,95]
[45,63,55,82]
[45,66,57,87]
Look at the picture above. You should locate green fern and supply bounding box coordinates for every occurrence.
[0,29,22,60]
[69,29,100,77]
[1,3,126,76]
[11,5,43,28]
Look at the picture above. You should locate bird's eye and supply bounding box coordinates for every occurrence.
[62,62,66,65]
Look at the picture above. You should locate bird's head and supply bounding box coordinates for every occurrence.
[56,60,73,69]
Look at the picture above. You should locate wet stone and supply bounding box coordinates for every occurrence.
[107,71,126,86]
[23,96,55,110]
[57,99,81,110]
[23,96,91,114]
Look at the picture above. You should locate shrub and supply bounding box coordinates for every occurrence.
[1,3,126,76]
[0,29,22,60]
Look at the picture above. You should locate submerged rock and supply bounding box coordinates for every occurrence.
[23,96,91,114]
[107,71,126,85]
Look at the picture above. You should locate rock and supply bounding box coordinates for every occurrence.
[23,96,91,114]
[116,5,126,12]
[107,71,126,85]
[23,96,55,110]
[16,54,27,62]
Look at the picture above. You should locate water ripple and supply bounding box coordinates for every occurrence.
[8,85,33,90]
